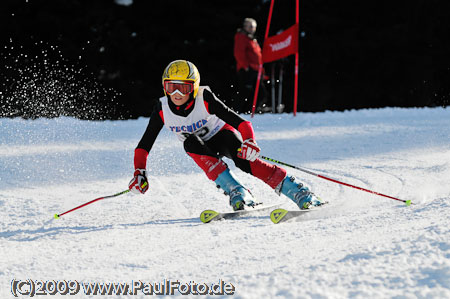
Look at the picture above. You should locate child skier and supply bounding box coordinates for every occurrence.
[129,60,323,211]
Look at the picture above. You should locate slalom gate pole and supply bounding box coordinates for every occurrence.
[261,156,412,206]
[53,188,136,219]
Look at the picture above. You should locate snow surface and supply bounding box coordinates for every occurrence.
[1,107,450,298]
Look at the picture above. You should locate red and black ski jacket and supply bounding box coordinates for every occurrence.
[134,88,254,169]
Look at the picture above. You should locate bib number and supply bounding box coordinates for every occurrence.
[182,127,210,139]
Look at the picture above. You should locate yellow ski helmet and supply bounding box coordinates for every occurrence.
[162,60,200,98]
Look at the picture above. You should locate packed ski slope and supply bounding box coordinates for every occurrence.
[1,107,449,298]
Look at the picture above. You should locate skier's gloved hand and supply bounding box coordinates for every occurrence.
[128,169,149,194]
[238,139,260,162]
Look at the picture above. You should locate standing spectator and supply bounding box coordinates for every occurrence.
[234,18,271,114]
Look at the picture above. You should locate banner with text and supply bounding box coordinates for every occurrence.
[262,23,298,63]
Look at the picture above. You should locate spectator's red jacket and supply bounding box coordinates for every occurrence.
[234,29,262,72]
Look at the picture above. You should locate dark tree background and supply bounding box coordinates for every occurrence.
[0,0,449,119]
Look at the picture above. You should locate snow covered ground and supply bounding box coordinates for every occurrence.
[1,107,449,298]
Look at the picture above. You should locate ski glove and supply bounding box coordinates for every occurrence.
[238,139,260,162]
[128,169,149,194]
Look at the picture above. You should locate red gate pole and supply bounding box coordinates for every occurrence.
[293,0,300,116]
[251,0,275,117]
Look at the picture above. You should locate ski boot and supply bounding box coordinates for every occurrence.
[277,176,323,209]
[215,168,255,211]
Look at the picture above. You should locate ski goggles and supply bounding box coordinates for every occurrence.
[164,80,194,96]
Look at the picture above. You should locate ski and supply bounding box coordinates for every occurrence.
[200,203,281,223]
[270,209,313,224]
[270,202,329,224]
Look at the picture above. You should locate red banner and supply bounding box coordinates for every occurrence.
[262,23,298,63]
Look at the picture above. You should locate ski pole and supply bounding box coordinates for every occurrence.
[261,156,412,206]
[53,186,139,219]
